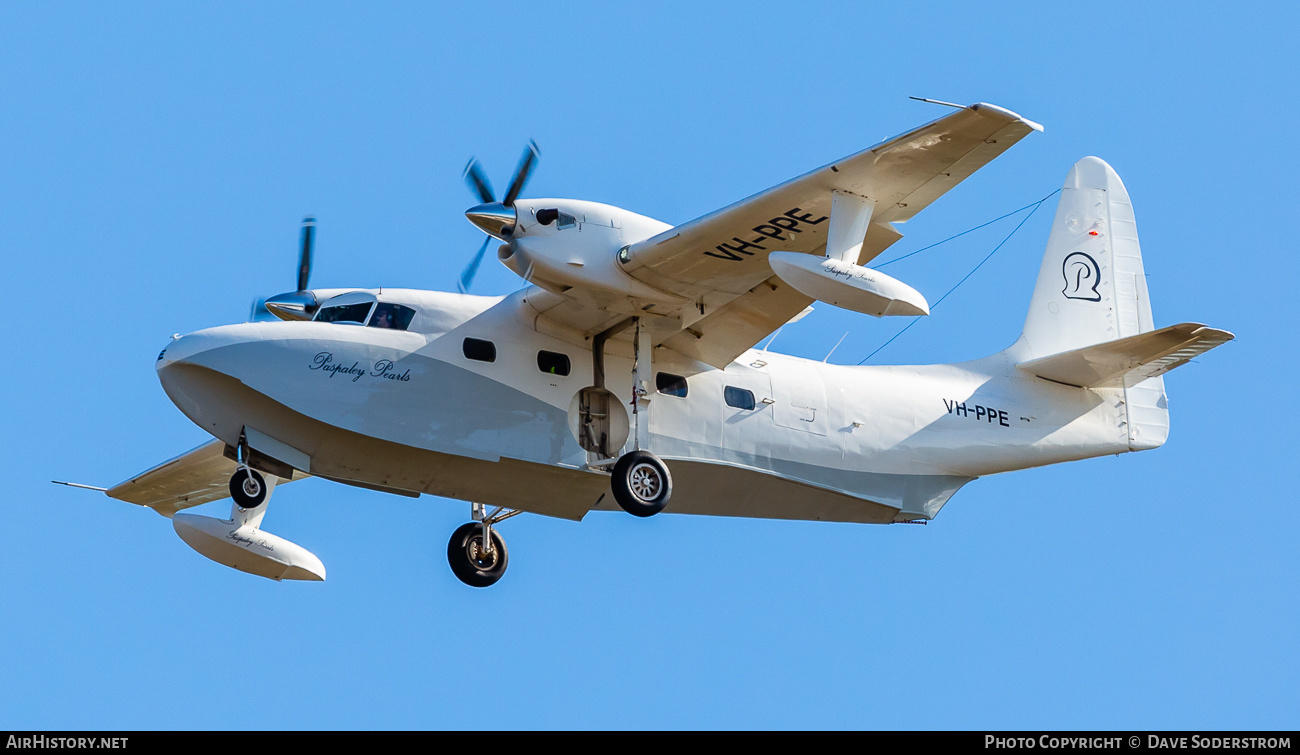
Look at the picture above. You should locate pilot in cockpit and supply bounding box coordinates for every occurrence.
[365,302,414,330]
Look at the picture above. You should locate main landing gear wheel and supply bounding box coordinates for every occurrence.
[447,522,508,588]
[229,468,267,509]
[611,450,672,517]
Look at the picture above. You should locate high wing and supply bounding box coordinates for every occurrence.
[523,102,1042,368]
[106,440,307,517]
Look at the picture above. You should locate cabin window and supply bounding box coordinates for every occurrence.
[463,338,497,363]
[315,302,373,324]
[724,386,756,411]
[656,372,688,398]
[368,303,416,331]
[537,350,571,376]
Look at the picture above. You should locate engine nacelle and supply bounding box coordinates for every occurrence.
[493,199,681,303]
[172,513,326,581]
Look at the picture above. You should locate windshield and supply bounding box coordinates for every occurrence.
[315,301,373,324]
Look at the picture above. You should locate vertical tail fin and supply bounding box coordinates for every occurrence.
[1007,157,1169,450]
[1011,156,1156,359]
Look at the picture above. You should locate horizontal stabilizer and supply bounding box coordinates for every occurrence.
[1016,323,1234,388]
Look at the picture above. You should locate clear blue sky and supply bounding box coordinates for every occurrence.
[3,1,1295,729]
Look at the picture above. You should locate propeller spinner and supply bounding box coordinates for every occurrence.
[458,140,540,293]
[252,216,320,321]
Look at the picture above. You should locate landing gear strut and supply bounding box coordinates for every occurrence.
[447,503,520,587]
[583,317,676,517]
[610,318,673,516]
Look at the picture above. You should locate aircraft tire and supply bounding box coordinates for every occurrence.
[611,450,672,517]
[229,468,268,509]
[447,522,508,588]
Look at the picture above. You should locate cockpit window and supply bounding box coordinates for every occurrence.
[315,302,373,324]
[368,303,415,331]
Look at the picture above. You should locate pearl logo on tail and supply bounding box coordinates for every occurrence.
[1062,251,1101,302]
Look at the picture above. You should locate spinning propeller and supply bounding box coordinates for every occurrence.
[251,216,320,321]
[459,140,540,293]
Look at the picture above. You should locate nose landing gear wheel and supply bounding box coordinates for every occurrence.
[611,450,672,517]
[447,522,508,587]
[229,468,267,509]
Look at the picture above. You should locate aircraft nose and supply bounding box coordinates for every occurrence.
[154,324,271,428]
[157,331,216,371]
[465,202,517,240]
[155,323,264,375]
[157,333,200,371]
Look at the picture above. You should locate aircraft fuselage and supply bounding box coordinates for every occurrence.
[157,288,1131,524]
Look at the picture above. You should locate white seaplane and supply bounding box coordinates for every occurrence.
[66,102,1232,586]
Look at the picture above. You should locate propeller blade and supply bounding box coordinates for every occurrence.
[463,159,496,205]
[458,237,492,294]
[297,216,316,292]
[501,139,540,207]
